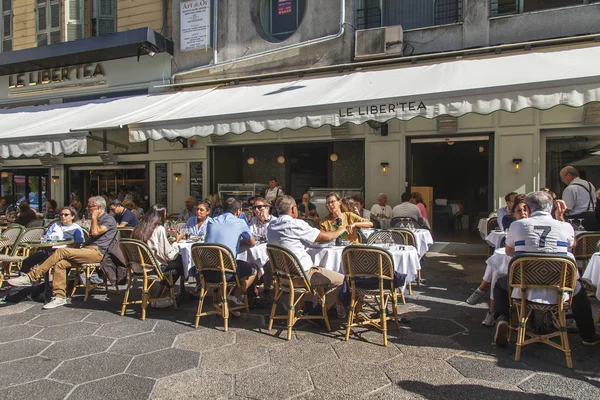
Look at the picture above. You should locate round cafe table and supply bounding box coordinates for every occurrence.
[485,230,506,249]
[478,218,490,240]
[19,239,74,251]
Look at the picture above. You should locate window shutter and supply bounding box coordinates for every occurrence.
[96,0,116,36]
[490,0,518,17]
[65,0,83,41]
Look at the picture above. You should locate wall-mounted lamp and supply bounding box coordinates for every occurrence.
[380,162,389,176]
[329,153,339,162]
[188,139,197,148]
[512,158,522,172]
[277,156,285,164]
[247,157,255,165]
[174,172,182,181]
[52,176,59,183]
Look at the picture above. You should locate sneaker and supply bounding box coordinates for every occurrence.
[582,334,600,346]
[230,310,241,317]
[227,294,245,306]
[482,311,497,327]
[466,288,487,305]
[42,297,67,310]
[494,319,509,347]
[7,274,35,287]
[89,272,104,285]
[151,299,173,309]
[335,303,347,319]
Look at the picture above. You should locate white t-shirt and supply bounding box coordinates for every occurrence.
[563,177,596,215]
[265,186,284,204]
[266,214,320,271]
[391,202,422,222]
[370,204,392,219]
[249,216,271,239]
[505,211,579,304]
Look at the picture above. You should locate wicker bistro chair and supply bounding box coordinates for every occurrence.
[394,228,423,290]
[118,227,134,239]
[390,217,423,230]
[119,239,177,320]
[191,243,250,331]
[573,232,600,274]
[366,230,405,246]
[487,217,499,256]
[342,245,401,346]
[507,254,578,368]
[0,227,45,278]
[266,243,332,340]
[0,226,24,284]
[26,219,45,228]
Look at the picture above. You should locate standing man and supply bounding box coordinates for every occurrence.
[8,196,119,310]
[370,193,392,219]
[109,199,139,228]
[391,192,424,225]
[497,192,517,231]
[264,177,284,205]
[560,165,597,231]
[179,196,196,221]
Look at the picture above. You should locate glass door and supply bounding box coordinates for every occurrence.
[0,169,50,213]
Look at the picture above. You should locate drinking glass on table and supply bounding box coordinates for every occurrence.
[578,218,585,231]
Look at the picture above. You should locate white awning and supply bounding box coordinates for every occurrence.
[119,45,600,143]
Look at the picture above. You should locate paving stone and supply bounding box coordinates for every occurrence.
[234,327,293,347]
[1,378,72,400]
[94,318,155,338]
[394,331,463,360]
[27,310,90,327]
[200,343,268,373]
[0,323,44,343]
[50,351,132,385]
[0,338,51,362]
[309,361,390,397]
[0,312,37,327]
[519,373,600,399]
[109,331,176,356]
[407,316,466,337]
[363,384,446,400]
[270,342,339,369]
[34,321,100,341]
[67,373,155,400]
[294,390,351,400]
[152,319,198,335]
[382,356,463,386]
[235,364,313,400]
[83,310,125,325]
[0,356,61,389]
[294,328,345,344]
[127,348,200,379]
[41,335,114,360]
[151,368,233,399]
[441,378,527,400]
[174,329,235,352]
[332,338,401,363]
[0,302,36,316]
[446,354,535,385]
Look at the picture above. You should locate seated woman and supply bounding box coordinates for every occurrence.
[410,192,431,229]
[45,199,58,219]
[185,199,212,237]
[131,204,184,307]
[208,194,223,218]
[10,201,38,226]
[466,194,529,326]
[319,192,373,243]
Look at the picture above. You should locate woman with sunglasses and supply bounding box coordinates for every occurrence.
[249,197,272,239]
[184,199,212,237]
[320,192,373,243]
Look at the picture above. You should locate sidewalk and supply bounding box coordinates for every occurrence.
[0,251,599,399]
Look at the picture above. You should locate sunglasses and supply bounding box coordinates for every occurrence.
[60,213,72,217]
[253,205,268,209]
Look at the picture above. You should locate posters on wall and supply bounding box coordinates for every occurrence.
[189,162,203,202]
[180,0,211,51]
[155,163,168,207]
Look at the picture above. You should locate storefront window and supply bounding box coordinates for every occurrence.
[0,169,49,212]
[491,0,597,17]
[259,0,306,42]
[357,0,462,30]
[1,0,12,52]
[545,135,600,198]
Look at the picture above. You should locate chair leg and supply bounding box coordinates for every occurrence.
[380,292,388,346]
[84,267,92,302]
[416,270,422,288]
[268,283,280,331]
[286,290,295,341]
[320,289,331,332]
[514,303,527,362]
[222,288,229,332]
[194,286,207,329]
[408,283,412,295]
[120,273,133,316]
[141,275,149,321]
[391,291,400,330]
[557,310,573,369]
[345,295,358,341]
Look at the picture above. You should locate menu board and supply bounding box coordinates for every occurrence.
[155,163,168,207]
[189,162,203,202]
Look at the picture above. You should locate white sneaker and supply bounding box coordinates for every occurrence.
[466,288,487,305]
[7,274,35,287]
[481,311,496,327]
[43,297,67,310]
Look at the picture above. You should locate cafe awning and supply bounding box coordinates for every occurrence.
[119,45,600,143]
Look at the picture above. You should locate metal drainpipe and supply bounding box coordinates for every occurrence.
[213,0,218,64]
[171,0,346,83]
[162,0,168,37]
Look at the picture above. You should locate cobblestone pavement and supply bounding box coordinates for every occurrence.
[1,251,599,399]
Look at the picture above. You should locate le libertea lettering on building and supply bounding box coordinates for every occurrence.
[8,63,105,89]
[338,101,427,118]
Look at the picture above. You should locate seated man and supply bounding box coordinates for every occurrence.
[267,195,347,315]
[298,193,318,218]
[493,191,600,346]
[370,193,392,219]
[109,199,139,228]
[204,197,258,312]
[497,192,516,231]
[249,197,272,239]
[391,192,424,225]
[8,196,119,310]
[179,196,196,221]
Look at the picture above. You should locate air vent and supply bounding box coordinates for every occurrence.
[355,25,403,60]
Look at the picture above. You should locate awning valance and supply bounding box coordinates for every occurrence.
[120,45,600,143]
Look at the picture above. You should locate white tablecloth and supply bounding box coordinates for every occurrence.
[361,228,433,258]
[478,218,490,240]
[582,252,600,302]
[485,248,511,300]
[485,231,506,249]
[306,244,420,290]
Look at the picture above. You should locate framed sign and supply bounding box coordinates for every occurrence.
[180,0,211,51]
[189,162,203,202]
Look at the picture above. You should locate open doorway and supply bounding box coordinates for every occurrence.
[407,135,493,242]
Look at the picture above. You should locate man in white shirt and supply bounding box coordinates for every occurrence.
[560,165,597,231]
[493,191,600,346]
[267,195,347,311]
[179,196,196,221]
[264,177,284,205]
[249,197,272,239]
[497,192,517,230]
[370,193,392,219]
[391,193,424,225]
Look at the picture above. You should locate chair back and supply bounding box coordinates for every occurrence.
[45,219,59,227]
[119,238,164,277]
[342,245,395,283]
[118,227,134,239]
[508,254,578,303]
[20,227,46,242]
[370,218,381,229]
[82,228,90,242]
[266,243,313,292]
[357,228,368,244]
[303,218,317,228]
[366,230,405,245]
[390,217,422,230]
[167,213,180,221]
[26,219,45,228]
[487,217,498,233]
[573,232,600,261]
[0,226,24,255]
[190,243,238,283]
[393,228,416,247]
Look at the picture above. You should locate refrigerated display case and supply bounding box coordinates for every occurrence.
[307,187,364,218]
[218,183,270,209]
